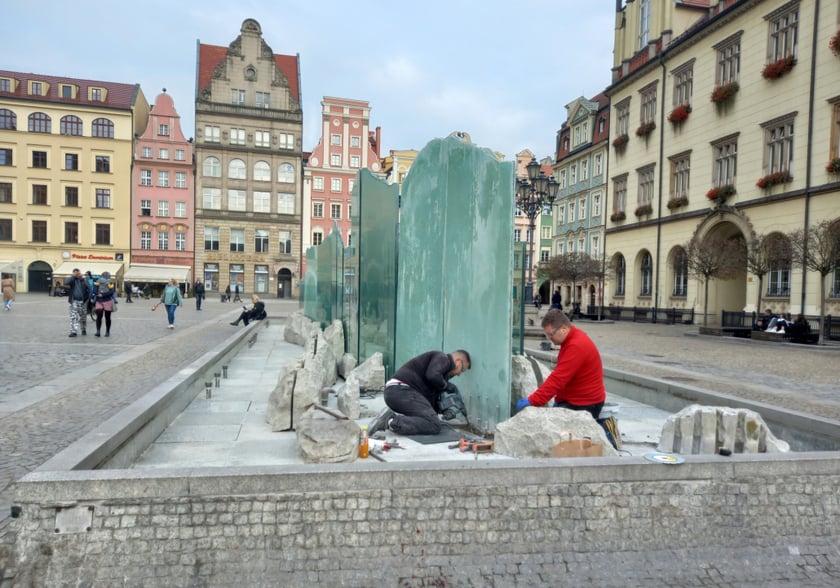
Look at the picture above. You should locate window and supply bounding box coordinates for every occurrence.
[578,237,585,252]
[331,134,342,146]
[313,202,324,218]
[203,156,221,177]
[175,172,187,189]
[175,201,186,217]
[231,89,245,105]
[715,33,742,86]
[673,249,688,296]
[541,226,551,240]
[141,199,152,216]
[762,115,795,175]
[254,191,271,213]
[204,226,220,250]
[570,164,577,185]
[30,82,43,96]
[568,201,576,221]
[157,171,169,187]
[279,230,292,254]
[140,169,152,186]
[175,232,186,251]
[637,165,655,206]
[32,220,47,242]
[204,263,219,291]
[672,61,694,106]
[65,153,79,170]
[312,231,323,246]
[142,147,152,158]
[255,130,270,148]
[158,149,168,160]
[0,219,12,240]
[348,180,355,194]
[0,182,11,203]
[540,249,550,263]
[65,186,79,207]
[95,223,110,245]
[255,265,269,293]
[230,128,245,145]
[158,231,169,250]
[591,235,600,259]
[204,126,220,143]
[0,78,9,92]
[712,135,738,187]
[313,176,324,191]
[60,115,82,136]
[278,133,294,150]
[330,204,342,219]
[254,161,270,182]
[592,193,602,217]
[90,88,102,101]
[278,163,294,183]
[0,148,12,166]
[613,174,628,213]
[256,92,270,108]
[514,229,521,242]
[581,159,589,182]
[158,124,169,136]
[32,151,47,168]
[229,159,246,180]
[766,234,792,297]
[157,200,169,216]
[255,229,269,253]
[95,155,110,173]
[0,108,16,130]
[331,178,341,192]
[91,118,114,138]
[350,155,360,168]
[350,136,361,148]
[140,231,151,249]
[28,112,51,133]
[640,252,653,296]
[616,98,630,137]
[230,228,245,252]
[670,153,691,200]
[557,205,565,225]
[32,185,47,205]
[638,0,650,49]
[175,149,185,161]
[330,153,341,167]
[202,188,221,209]
[578,198,586,220]
[228,189,246,211]
[640,82,657,124]
[96,188,110,208]
[277,193,294,214]
[766,4,798,62]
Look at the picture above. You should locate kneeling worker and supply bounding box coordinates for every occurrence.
[368,349,471,436]
[516,309,605,419]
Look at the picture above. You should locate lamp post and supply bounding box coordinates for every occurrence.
[516,157,560,304]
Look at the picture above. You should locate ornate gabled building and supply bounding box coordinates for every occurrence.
[604,0,840,322]
[195,18,302,299]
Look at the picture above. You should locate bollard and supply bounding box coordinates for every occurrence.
[222,365,229,378]
[214,372,221,388]
[205,381,213,399]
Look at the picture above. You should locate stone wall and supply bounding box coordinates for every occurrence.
[8,454,840,586]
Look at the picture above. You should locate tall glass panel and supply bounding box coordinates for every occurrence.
[512,242,527,355]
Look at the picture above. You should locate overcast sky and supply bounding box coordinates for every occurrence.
[3,0,616,160]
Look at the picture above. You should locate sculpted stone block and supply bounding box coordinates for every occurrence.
[494,407,617,458]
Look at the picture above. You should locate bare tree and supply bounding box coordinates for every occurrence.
[788,220,840,345]
[745,233,791,313]
[538,252,603,310]
[685,234,746,326]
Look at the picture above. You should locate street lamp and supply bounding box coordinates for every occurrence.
[516,157,560,304]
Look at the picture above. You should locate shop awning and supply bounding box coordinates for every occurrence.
[53,261,124,278]
[0,260,17,274]
[123,264,191,284]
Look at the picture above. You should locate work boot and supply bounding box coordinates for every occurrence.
[95,331,101,337]
[368,407,395,435]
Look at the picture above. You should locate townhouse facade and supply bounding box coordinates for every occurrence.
[604,0,840,322]
[195,19,303,299]
[0,70,149,292]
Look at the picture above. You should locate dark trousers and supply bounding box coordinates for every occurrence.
[553,401,604,420]
[384,384,441,435]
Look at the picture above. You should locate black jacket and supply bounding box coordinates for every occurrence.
[64,276,90,303]
[392,351,455,407]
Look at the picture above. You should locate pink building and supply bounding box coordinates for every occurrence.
[127,91,195,290]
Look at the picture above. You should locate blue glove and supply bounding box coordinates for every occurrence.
[515,398,531,412]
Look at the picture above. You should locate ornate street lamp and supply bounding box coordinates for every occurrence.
[516,157,560,303]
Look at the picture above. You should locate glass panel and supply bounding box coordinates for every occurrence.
[302,222,345,329]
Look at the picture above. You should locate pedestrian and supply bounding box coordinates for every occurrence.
[194,280,205,310]
[551,287,562,310]
[233,282,242,303]
[224,283,231,303]
[124,280,133,303]
[230,295,266,326]
[63,268,91,337]
[515,309,605,419]
[533,293,541,309]
[368,349,471,436]
[143,283,151,300]
[93,271,116,337]
[2,275,15,311]
[160,278,183,329]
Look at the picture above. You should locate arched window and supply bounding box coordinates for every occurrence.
[254,161,271,182]
[28,112,51,133]
[0,109,17,130]
[60,115,83,136]
[672,248,687,296]
[91,118,114,138]
[228,158,246,180]
[640,252,653,296]
[615,255,626,296]
[203,156,221,177]
[278,162,295,183]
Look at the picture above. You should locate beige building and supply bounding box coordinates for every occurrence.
[0,70,148,292]
[195,19,302,299]
[604,0,840,323]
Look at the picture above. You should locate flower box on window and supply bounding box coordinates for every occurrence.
[761,56,795,80]
[826,158,840,174]
[612,134,629,150]
[830,29,840,56]
[667,104,691,124]
[706,184,736,201]
[666,195,689,209]
[710,82,739,105]
[755,171,792,189]
[610,211,626,222]
[634,204,653,217]
[635,121,656,138]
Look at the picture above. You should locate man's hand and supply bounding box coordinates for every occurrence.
[515,398,531,412]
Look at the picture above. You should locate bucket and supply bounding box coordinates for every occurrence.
[598,402,620,419]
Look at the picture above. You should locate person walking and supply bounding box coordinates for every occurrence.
[224,283,231,303]
[160,278,183,329]
[92,271,117,337]
[194,280,205,311]
[233,282,242,303]
[124,280,133,303]
[63,268,91,337]
[2,276,15,311]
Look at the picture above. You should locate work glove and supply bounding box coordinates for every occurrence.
[515,398,531,412]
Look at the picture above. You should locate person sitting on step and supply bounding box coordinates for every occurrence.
[230,295,266,326]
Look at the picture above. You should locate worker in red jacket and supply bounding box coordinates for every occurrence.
[516,309,605,419]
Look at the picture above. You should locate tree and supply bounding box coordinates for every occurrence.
[685,234,746,326]
[788,220,840,345]
[538,252,603,310]
[745,233,791,313]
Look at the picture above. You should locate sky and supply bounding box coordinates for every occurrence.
[2,0,616,160]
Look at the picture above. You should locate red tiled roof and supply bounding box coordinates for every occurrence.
[197,43,300,102]
[0,69,140,109]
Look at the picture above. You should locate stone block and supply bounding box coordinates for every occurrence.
[511,355,551,402]
[296,406,360,463]
[338,352,357,379]
[283,310,320,347]
[494,407,617,458]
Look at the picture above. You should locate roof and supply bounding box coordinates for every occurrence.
[124,264,192,284]
[196,43,300,102]
[53,261,124,277]
[0,70,140,110]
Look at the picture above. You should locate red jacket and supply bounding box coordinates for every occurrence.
[528,326,606,407]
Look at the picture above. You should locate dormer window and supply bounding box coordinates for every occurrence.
[89,87,103,101]
[60,84,75,99]
[29,81,43,96]
[0,78,11,93]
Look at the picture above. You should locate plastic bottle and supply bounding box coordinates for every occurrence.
[359,425,369,459]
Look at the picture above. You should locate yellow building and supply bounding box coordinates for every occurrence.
[604,0,840,323]
[0,70,148,291]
